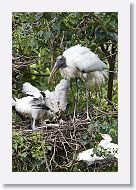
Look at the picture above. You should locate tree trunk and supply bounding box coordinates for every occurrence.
[107,44,117,104]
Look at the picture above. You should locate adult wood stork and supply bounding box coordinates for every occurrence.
[77,133,118,165]
[12,79,69,130]
[48,44,107,120]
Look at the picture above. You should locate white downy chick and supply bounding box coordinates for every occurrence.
[77,134,118,165]
[12,83,54,130]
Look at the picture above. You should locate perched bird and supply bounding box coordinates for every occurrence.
[77,133,118,165]
[48,44,107,120]
[12,79,69,130]
[12,94,53,131]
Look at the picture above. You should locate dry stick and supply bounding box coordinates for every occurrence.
[49,137,56,166]
[37,123,60,129]
[93,105,117,115]
[101,53,117,60]
[60,31,65,52]
[72,121,77,138]
[22,123,59,132]
[65,144,79,170]
[41,134,51,172]
[30,73,49,77]
[59,136,69,162]
[57,127,73,149]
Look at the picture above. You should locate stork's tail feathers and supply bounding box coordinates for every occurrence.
[89,70,108,85]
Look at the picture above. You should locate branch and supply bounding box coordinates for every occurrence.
[41,134,51,172]
[90,13,118,34]
[29,73,49,77]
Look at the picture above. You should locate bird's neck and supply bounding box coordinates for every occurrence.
[99,140,110,147]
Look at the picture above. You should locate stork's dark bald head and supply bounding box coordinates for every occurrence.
[56,55,66,68]
[48,55,66,83]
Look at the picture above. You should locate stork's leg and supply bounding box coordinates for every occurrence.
[31,118,36,130]
[85,82,91,121]
[73,78,78,120]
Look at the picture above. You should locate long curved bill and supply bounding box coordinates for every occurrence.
[48,63,58,83]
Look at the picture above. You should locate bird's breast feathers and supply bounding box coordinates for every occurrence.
[59,67,78,79]
[15,97,34,116]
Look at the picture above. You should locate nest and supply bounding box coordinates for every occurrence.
[12,112,118,172]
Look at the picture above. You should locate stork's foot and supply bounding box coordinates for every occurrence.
[82,117,91,122]
[73,109,77,122]
[31,126,36,130]
[81,112,91,122]
[72,115,77,122]
[72,114,81,122]
[86,113,91,121]
[86,116,91,121]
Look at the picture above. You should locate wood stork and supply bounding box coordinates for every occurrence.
[48,44,107,120]
[12,79,69,130]
[43,79,69,113]
[12,87,53,130]
[77,133,118,165]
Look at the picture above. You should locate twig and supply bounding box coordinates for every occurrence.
[41,133,51,172]
[59,136,69,162]
[60,31,65,52]
[93,105,117,115]
[29,73,49,77]
[49,137,56,166]
[101,53,117,60]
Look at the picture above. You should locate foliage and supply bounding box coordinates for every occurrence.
[12,12,118,172]
[12,12,118,92]
[12,129,54,172]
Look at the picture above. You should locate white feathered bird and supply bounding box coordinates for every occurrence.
[77,134,118,165]
[12,79,69,130]
[48,44,108,120]
[43,79,69,113]
[12,91,53,131]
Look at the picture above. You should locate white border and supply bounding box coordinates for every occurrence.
[0,0,130,184]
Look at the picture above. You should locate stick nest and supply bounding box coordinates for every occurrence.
[12,112,118,172]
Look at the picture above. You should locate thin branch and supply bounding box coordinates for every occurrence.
[41,133,51,172]
[60,31,65,52]
[29,73,49,77]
